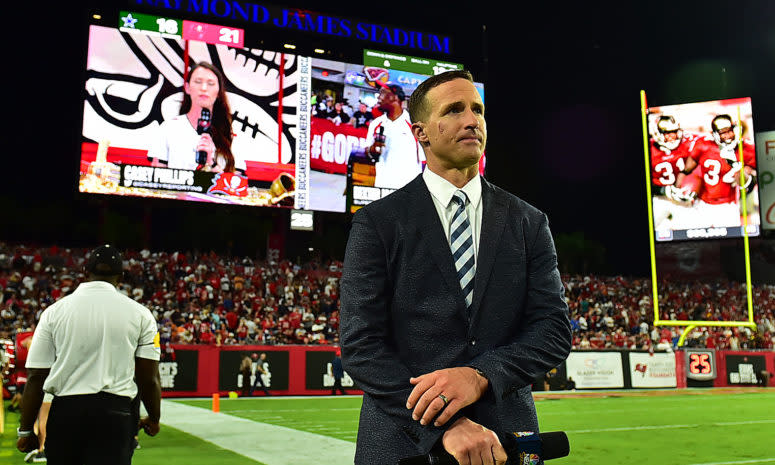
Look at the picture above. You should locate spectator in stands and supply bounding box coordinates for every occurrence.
[578,314,588,332]
[351,103,374,129]
[1,241,773,354]
[328,102,351,126]
[729,331,740,350]
[244,316,257,342]
[313,94,332,118]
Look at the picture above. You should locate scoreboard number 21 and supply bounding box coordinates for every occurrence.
[219,28,240,44]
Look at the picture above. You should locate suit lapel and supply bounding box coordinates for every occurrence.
[470,178,508,321]
[406,177,468,312]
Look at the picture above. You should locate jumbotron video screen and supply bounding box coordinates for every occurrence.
[308,50,485,213]
[79,11,484,213]
[646,97,760,241]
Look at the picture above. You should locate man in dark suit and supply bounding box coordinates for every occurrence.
[340,70,571,465]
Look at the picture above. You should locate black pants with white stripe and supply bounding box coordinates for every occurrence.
[46,392,134,465]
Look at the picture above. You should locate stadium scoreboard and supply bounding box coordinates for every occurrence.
[80,6,483,214]
[120,11,244,47]
[290,209,314,231]
[362,49,462,76]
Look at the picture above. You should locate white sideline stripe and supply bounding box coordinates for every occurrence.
[167,395,362,401]
[568,419,775,434]
[161,400,355,465]
[687,459,775,465]
[226,407,361,413]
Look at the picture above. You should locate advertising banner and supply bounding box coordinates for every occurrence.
[160,349,199,391]
[566,352,624,389]
[629,352,677,388]
[304,350,357,390]
[725,354,766,385]
[218,350,289,392]
[310,117,368,175]
[756,130,775,230]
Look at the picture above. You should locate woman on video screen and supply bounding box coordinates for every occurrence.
[148,62,245,175]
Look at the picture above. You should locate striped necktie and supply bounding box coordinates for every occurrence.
[450,190,475,308]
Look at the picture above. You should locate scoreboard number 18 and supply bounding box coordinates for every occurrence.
[157,18,179,35]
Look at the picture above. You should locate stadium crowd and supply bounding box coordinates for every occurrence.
[564,275,774,351]
[1,243,773,353]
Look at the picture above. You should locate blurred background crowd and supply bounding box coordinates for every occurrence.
[2,242,772,354]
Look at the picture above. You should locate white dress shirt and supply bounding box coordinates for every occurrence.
[422,168,482,264]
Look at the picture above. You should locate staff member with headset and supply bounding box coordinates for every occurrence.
[16,245,162,464]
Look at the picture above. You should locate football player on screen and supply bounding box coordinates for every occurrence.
[649,115,702,230]
[682,114,758,228]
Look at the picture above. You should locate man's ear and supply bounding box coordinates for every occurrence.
[412,122,429,144]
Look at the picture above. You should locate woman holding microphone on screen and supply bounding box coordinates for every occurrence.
[148,62,245,175]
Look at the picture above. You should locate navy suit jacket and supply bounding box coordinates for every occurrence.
[340,174,571,465]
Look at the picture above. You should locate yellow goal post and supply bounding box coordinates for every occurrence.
[639,91,757,347]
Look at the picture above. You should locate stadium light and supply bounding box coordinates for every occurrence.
[284,44,296,49]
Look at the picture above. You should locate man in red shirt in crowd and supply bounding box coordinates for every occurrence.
[225,308,238,332]
[199,326,214,344]
[288,308,302,330]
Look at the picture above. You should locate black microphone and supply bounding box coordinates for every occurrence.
[398,431,569,465]
[196,108,212,165]
[369,126,385,162]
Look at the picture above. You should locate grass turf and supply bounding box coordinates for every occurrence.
[177,390,775,465]
[5,390,775,464]
[533,390,775,464]
[178,396,361,442]
[1,400,264,465]
[131,424,265,465]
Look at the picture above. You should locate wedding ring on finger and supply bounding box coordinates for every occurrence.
[438,394,449,406]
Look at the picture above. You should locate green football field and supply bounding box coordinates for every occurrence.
[3,389,774,465]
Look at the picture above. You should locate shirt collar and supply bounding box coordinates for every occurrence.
[75,281,118,292]
[423,168,481,209]
[382,110,411,126]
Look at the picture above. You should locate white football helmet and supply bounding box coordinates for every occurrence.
[652,115,683,151]
[711,114,741,150]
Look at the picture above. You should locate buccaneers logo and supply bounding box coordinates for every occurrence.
[208,173,248,197]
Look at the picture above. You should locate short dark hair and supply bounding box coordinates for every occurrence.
[408,70,474,123]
